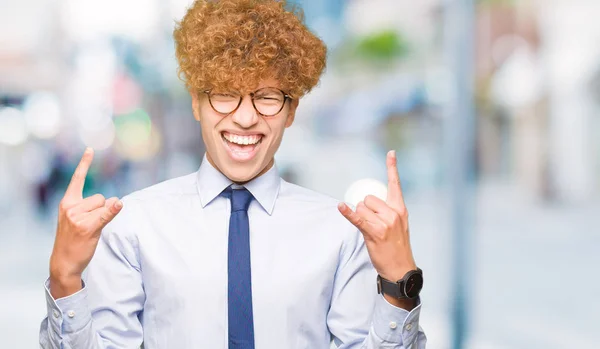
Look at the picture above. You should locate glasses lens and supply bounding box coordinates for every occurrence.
[209,92,240,114]
[253,88,285,116]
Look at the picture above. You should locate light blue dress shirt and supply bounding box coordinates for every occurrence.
[40,155,426,348]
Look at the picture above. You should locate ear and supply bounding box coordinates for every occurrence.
[285,98,299,128]
[191,92,202,122]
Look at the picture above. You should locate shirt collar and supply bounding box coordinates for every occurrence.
[196,154,281,215]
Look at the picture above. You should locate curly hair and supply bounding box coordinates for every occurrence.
[173,0,327,99]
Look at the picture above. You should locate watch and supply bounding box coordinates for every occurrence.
[377,268,424,299]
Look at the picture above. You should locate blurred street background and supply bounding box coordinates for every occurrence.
[1,0,599,348]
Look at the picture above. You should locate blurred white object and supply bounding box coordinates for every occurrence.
[491,42,544,109]
[22,92,62,139]
[61,0,159,42]
[79,121,116,151]
[0,107,29,146]
[170,0,196,22]
[539,0,600,202]
[344,178,388,207]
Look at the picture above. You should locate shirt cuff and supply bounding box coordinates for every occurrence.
[44,278,92,335]
[372,294,422,345]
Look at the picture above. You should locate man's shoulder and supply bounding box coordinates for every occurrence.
[277,180,340,216]
[279,180,341,208]
[278,180,359,240]
[124,171,198,203]
[104,172,197,229]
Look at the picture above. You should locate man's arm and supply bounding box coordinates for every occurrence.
[39,196,145,349]
[333,150,426,348]
[327,227,426,348]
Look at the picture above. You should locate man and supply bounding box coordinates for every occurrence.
[40,0,427,348]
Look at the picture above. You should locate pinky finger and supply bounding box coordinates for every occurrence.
[338,202,367,230]
[104,197,119,209]
[86,199,123,231]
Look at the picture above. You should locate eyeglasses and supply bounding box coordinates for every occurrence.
[203,87,291,117]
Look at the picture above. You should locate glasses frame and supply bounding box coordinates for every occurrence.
[203,87,291,117]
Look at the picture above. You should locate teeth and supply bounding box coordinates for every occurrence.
[223,133,261,145]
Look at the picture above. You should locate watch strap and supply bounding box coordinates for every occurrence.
[377,275,405,299]
[377,268,423,299]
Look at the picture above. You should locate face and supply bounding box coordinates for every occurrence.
[191,79,299,183]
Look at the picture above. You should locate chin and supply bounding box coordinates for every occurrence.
[220,161,263,184]
[206,145,272,184]
[224,171,254,184]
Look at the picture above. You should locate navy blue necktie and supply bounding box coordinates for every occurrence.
[222,187,255,349]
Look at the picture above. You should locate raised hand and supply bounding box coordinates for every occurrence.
[49,148,123,299]
[338,150,417,306]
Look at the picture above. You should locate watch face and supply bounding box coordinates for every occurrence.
[404,273,423,298]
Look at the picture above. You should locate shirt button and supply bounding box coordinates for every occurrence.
[389,321,397,329]
[53,310,60,318]
[405,323,413,331]
[67,310,76,318]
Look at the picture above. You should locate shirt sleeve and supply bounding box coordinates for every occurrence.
[40,279,91,347]
[370,295,424,346]
[39,196,145,349]
[327,225,427,349]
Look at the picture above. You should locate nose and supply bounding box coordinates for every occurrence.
[231,95,259,129]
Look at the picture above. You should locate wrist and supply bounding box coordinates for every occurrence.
[384,294,417,311]
[49,252,83,279]
[49,259,83,299]
[49,274,83,299]
[380,263,417,282]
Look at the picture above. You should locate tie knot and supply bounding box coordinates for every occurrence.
[222,187,253,212]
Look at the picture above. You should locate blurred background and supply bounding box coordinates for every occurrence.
[1,0,599,348]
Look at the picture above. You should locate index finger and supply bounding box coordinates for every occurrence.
[386,150,405,209]
[64,148,94,200]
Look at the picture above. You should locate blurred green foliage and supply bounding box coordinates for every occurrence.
[354,30,409,61]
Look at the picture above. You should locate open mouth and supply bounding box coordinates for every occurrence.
[221,131,264,161]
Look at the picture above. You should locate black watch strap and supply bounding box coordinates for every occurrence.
[377,268,423,299]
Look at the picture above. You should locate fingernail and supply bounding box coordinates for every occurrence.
[85,147,92,154]
[389,150,396,158]
[114,200,123,209]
